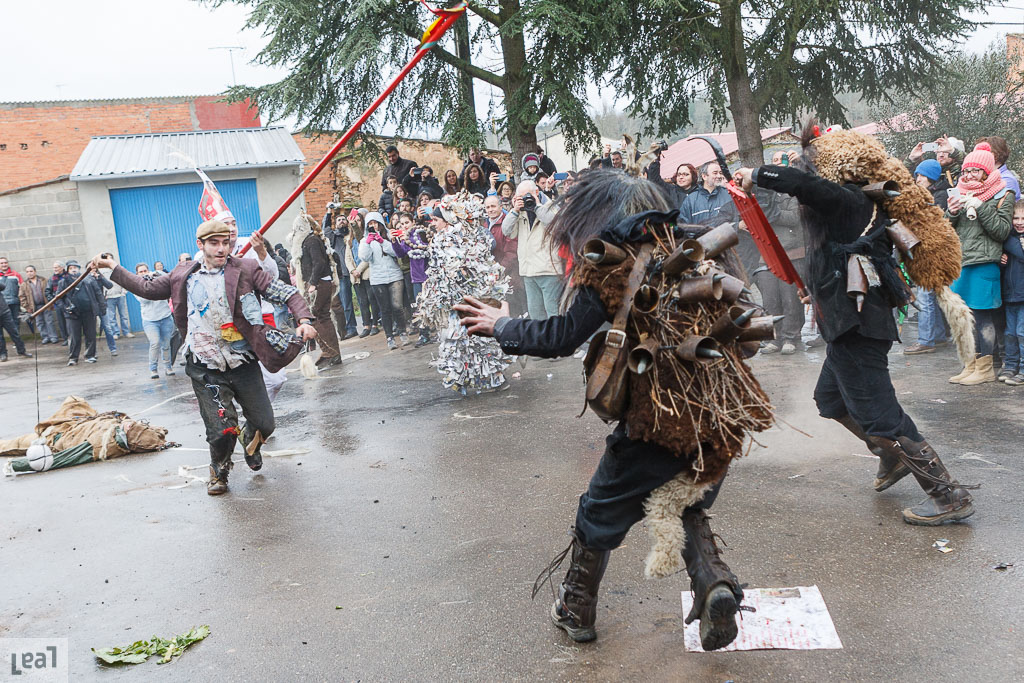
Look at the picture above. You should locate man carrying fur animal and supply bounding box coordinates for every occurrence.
[456,170,775,651]
[734,123,977,526]
[92,220,317,495]
[290,213,342,368]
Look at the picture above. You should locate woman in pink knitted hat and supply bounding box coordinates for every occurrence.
[947,142,1015,384]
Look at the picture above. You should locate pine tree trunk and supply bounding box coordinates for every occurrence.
[499,0,538,172]
[721,0,765,168]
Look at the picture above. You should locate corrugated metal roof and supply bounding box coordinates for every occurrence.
[659,127,792,179]
[70,126,304,181]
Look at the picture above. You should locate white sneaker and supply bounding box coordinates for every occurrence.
[781,342,797,355]
[125,332,135,338]
[399,334,410,347]
[761,342,780,354]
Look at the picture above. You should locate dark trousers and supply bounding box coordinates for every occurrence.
[352,279,375,329]
[185,355,274,476]
[312,280,340,357]
[402,271,415,322]
[813,331,922,440]
[971,307,998,358]
[66,311,96,361]
[336,271,358,335]
[575,424,723,551]
[371,281,406,337]
[54,304,67,339]
[753,269,804,344]
[0,301,26,355]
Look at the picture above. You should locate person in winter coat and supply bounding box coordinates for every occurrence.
[458,149,501,186]
[298,217,342,367]
[379,176,399,217]
[909,135,964,198]
[133,262,176,379]
[904,159,952,355]
[519,153,542,183]
[678,162,731,224]
[946,142,1015,385]
[501,180,561,320]
[0,273,30,361]
[977,135,1021,200]
[323,211,358,339]
[998,199,1024,384]
[389,211,433,347]
[18,265,59,344]
[484,195,524,317]
[403,165,444,200]
[358,211,407,349]
[346,214,379,337]
[462,163,490,197]
[646,158,698,206]
[55,260,108,366]
[380,145,418,192]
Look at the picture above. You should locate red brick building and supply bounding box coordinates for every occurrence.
[0,95,260,193]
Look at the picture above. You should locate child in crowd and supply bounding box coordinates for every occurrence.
[999,198,1024,385]
[390,211,433,347]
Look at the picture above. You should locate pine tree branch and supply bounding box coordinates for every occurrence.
[398,26,505,88]
[466,1,502,27]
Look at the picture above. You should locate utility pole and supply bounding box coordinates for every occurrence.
[209,46,244,86]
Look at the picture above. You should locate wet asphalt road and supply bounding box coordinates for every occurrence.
[1,326,1022,681]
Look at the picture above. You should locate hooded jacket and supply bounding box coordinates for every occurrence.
[501,196,560,277]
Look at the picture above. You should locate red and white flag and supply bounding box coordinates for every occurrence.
[196,169,234,223]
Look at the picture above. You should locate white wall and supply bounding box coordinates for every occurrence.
[76,165,306,263]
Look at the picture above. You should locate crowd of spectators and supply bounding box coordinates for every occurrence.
[4,131,1021,391]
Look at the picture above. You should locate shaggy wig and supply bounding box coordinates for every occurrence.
[546,170,671,256]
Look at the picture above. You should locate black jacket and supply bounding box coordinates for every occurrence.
[378,190,395,217]
[402,174,444,200]
[539,155,557,176]
[496,286,607,357]
[381,157,418,191]
[56,272,108,318]
[754,165,899,343]
[646,160,693,208]
[272,252,291,282]
[322,214,351,277]
[300,233,333,283]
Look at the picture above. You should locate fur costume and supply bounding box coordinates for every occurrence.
[574,222,774,577]
[805,129,976,363]
[287,213,341,377]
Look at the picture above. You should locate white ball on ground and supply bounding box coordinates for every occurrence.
[27,442,54,471]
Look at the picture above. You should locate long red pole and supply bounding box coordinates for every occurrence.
[239,1,468,255]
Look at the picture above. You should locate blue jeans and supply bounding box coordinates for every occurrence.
[523,275,563,321]
[915,287,949,346]
[103,296,131,336]
[337,273,358,335]
[1003,302,1024,373]
[142,316,175,371]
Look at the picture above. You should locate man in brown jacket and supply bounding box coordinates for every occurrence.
[93,220,317,495]
[19,265,59,344]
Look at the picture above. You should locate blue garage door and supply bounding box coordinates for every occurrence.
[109,179,260,332]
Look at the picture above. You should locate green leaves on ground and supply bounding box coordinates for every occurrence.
[92,625,210,665]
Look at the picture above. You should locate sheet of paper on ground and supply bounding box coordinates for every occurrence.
[681,585,842,652]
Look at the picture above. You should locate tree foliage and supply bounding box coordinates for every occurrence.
[873,43,1024,172]
[625,0,988,164]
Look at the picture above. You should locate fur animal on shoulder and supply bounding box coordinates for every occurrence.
[804,125,975,364]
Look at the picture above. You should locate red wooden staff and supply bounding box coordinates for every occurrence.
[239,0,468,256]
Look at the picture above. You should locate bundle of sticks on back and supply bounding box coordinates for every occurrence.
[575,222,775,482]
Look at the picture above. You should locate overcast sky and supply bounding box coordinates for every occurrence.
[1,1,1020,124]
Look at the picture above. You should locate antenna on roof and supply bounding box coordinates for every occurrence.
[209,46,245,87]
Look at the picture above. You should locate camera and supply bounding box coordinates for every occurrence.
[522,194,537,211]
[922,142,938,153]
[412,167,423,177]
[327,202,341,210]
[657,140,669,153]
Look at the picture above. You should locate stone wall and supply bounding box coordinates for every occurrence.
[292,134,514,219]
[0,178,86,275]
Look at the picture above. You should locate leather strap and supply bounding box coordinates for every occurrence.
[586,243,654,402]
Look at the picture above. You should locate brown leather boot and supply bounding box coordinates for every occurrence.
[835,415,910,491]
[207,464,229,496]
[868,436,975,525]
[538,529,610,643]
[682,509,744,651]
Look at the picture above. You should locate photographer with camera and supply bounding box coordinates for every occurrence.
[501,180,562,321]
[908,135,965,197]
[54,259,107,366]
[641,141,692,206]
[403,165,443,200]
